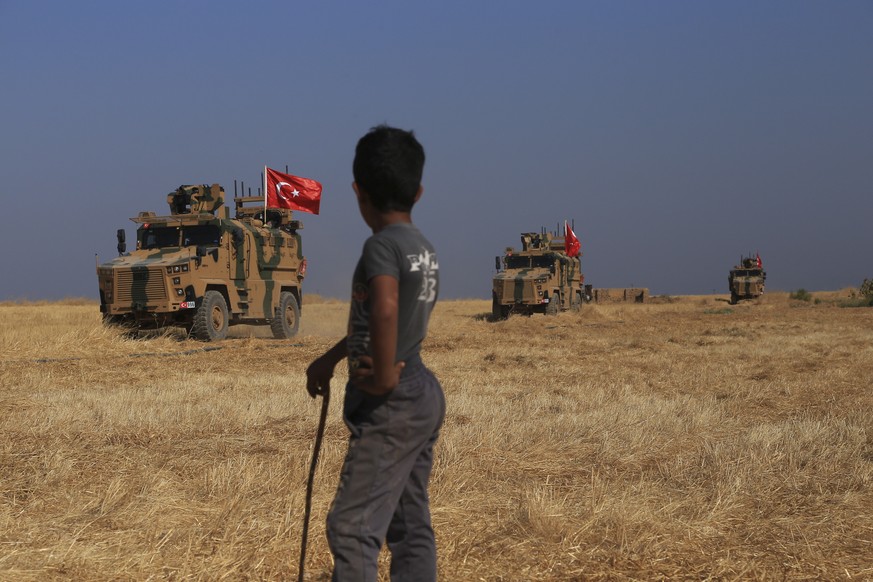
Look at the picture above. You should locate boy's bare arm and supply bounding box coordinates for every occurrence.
[306,337,348,398]
[355,274,405,395]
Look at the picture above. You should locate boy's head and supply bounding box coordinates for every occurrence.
[353,125,425,213]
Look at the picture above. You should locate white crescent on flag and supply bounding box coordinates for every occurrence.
[276,181,291,200]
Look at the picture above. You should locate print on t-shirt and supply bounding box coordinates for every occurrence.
[408,249,439,303]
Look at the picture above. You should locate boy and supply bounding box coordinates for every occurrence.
[306,125,445,582]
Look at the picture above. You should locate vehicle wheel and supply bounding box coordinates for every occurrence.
[545,294,559,316]
[571,291,582,312]
[729,293,738,305]
[492,294,509,321]
[190,290,228,341]
[271,291,300,339]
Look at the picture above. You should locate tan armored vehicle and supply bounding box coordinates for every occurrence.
[97,184,306,340]
[728,254,766,305]
[492,231,587,319]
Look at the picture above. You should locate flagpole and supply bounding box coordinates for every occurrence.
[264,166,268,226]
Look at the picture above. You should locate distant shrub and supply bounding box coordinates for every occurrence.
[839,279,873,307]
[789,289,812,302]
[838,296,873,308]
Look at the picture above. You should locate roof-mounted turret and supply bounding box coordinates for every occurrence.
[520,232,551,251]
[167,184,226,216]
[520,231,567,253]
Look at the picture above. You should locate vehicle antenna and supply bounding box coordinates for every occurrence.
[234,179,238,198]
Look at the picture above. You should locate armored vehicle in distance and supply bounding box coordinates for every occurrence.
[492,230,587,319]
[728,254,766,305]
[97,184,306,340]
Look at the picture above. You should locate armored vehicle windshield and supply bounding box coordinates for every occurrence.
[505,255,555,269]
[138,224,221,249]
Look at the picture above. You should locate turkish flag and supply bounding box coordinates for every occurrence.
[756,253,763,269]
[565,221,581,258]
[266,168,322,215]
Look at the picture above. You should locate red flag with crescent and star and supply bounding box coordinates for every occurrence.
[565,221,581,258]
[756,253,763,269]
[266,167,322,215]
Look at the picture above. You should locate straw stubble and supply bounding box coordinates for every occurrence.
[1,291,871,580]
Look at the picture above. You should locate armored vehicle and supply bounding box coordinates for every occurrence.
[728,254,766,305]
[97,184,306,340]
[492,230,587,319]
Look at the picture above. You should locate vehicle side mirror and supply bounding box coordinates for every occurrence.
[116,229,126,255]
[495,256,501,271]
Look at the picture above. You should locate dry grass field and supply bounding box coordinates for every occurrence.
[2,292,872,581]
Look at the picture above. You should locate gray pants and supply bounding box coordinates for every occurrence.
[327,359,445,582]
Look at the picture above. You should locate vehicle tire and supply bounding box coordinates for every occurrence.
[271,291,300,339]
[571,291,582,312]
[729,293,738,305]
[190,290,228,341]
[492,294,509,321]
[545,294,559,316]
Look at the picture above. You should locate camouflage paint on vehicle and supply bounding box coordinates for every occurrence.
[728,255,766,305]
[491,231,586,319]
[97,184,306,340]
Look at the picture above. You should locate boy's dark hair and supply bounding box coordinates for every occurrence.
[353,125,425,212]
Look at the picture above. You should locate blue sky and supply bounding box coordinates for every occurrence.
[2,1,871,300]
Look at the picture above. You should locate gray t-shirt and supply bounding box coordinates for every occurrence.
[347,222,439,373]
